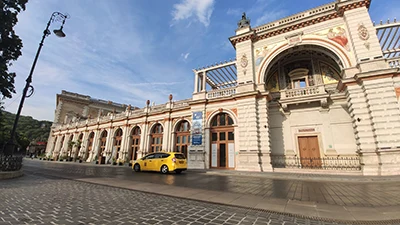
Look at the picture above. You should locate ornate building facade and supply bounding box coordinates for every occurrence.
[45,0,400,175]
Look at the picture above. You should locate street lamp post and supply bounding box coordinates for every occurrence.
[1,12,70,156]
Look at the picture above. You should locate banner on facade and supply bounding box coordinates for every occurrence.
[192,111,203,145]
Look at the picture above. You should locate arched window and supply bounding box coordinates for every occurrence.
[98,131,108,164]
[175,120,190,158]
[130,127,141,161]
[150,123,163,153]
[211,113,234,127]
[114,128,123,159]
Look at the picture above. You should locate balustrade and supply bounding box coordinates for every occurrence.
[281,85,325,99]
[206,87,236,99]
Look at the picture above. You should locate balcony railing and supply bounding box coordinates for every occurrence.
[271,155,361,170]
[281,85,325,99]
[388,58,400,68]
[207,87,236,99]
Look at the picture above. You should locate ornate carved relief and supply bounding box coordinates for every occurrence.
[285,32,303,46]
[240,54,248,68]
[358,23,370,49]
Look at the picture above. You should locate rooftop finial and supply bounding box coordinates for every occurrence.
[237,12,250,29]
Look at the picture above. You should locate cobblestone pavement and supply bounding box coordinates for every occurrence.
[0,173,354,225]
[24,160,400,207]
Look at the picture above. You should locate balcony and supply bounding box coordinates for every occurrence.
[279,85,329,111]
[207,87,236,99]
[281,85,325,99]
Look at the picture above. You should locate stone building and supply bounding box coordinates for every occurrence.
[45,0,400,175]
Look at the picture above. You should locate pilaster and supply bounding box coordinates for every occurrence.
[89,130,101,162]
[256,96,273,171]
[119,126,129,161]
[236,96,261,171]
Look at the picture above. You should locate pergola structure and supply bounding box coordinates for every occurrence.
[193,59,237,92]
[375,19,400,67]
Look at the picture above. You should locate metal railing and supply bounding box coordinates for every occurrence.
[270,155,361,170]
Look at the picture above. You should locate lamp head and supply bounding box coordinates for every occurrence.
[53,27,66,38]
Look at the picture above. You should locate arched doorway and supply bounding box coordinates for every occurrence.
[175,120,190,158]
[98,130,107,164]
[210,113,235,169]
[85,132,95,161]
[114,128,123,160]
[150,123,163,153]
[129,127,141,162]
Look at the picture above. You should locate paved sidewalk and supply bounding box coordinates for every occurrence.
[197,169,400,183]
[24,159,400,224]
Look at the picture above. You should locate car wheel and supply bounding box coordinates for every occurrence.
[160,165,169,174]
[175,170,182,174]
[134,164,141,172]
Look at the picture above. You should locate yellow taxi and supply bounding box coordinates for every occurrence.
[132,152,187,174]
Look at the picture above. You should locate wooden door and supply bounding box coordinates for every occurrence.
[298,136,321,168]
[210,129,234,168]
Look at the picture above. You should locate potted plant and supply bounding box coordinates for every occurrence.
[117,158,124,166]
[112,157,117,165]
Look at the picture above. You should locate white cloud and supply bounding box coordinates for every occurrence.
[227,8,242,16]
[255,10,287,26]
[184,52,190,59]
[171,0,215,27]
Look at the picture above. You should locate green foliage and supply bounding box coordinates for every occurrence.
[0,109,52,150]
[0,0,28,100]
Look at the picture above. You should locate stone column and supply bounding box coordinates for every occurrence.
[105,127,114,163]
[194,72,199,93]
[119,125,129,161]
[52,135,62,160]
[71,133,79,160]
[162,119,171,151]
[140,122,149,157]
[45,133,55,158]
[201,72,206,92]
[89,129,101,162]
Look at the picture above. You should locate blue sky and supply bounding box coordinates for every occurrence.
[3,0,399,121]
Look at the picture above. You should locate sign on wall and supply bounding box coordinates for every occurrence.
[192,112,203,145]
[228,143,235,168]
[211,144,217,167]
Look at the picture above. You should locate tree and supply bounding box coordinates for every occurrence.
[0,0,28,100]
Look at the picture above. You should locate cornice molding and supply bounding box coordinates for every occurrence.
[230,0,370,46]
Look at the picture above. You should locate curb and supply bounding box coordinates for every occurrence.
[0,169,24,180]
